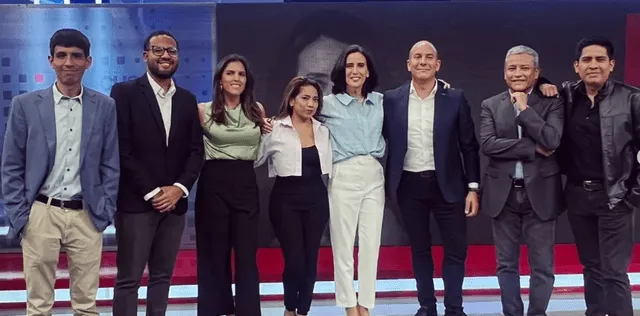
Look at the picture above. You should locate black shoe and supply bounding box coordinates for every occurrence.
[444,310,466,316]
[415,307,438,316]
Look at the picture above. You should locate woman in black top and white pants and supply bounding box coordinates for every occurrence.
[255,76,332,316]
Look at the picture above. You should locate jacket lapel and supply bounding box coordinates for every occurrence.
[527,90,541,111]
[499,91,519,138]
[397,83,410,146]
[139,75,167,143]
[167,92,180,148]
[80,88,97,167]
[37,88,56,173]
[433,80,450,153]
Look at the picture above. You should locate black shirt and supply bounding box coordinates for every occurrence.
[565,84,605,182]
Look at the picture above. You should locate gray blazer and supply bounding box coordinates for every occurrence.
[1,86,120,239]
[479,90,564,220]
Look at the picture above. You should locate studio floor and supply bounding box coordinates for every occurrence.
[2,294,640,316]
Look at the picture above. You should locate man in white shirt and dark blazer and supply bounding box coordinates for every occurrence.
[382,40,480,316]
[111,30,204,316]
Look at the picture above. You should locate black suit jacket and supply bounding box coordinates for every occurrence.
[382,80,480,203]
[110,74,204,215]
[479,90,564,220]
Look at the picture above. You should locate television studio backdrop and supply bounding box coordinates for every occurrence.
[0,0,640,311]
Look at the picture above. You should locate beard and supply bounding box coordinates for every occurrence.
[148,62,178,79]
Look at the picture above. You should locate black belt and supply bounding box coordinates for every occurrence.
[36,194,83,210]
[404,170,436,178]
[512,178,525,188]
[569,179,604,191]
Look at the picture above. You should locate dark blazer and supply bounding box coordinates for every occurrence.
[110,74,204,215]
[479,90,564,220]
[1,86,120,239]
[383,80,480,203]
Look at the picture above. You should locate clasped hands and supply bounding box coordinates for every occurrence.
[152,186,183,213]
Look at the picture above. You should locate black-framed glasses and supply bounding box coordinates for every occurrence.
[148,46,178,57]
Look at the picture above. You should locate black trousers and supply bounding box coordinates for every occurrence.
[492,187,556,316]
[269,176,329,315]
[195,160,261,316]
[396,171,467,316]
[112,211,185,316]
[565,182,634,316]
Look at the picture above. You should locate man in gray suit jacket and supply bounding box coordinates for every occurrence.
[479,45,564,316]
[1,29,119,316]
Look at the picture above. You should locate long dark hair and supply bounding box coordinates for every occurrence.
[276,76,324,121]
[209,54,262,126]
[330,44,379,96]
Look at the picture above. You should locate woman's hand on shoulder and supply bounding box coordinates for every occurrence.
[256,101,275,134]
[261,116,275,134]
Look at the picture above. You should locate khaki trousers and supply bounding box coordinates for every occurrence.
[21,200,103,316]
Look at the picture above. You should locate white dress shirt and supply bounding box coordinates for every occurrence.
[403,80,478,190]
[143,72,189,201]
[404,81,437,172]
[255,116,333,178]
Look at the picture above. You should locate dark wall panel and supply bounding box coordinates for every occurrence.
[217,1,640,246]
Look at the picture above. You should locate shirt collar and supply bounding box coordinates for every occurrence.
[52,82,83,105]
[335,92,374,106]
[577,79,612,98]
[147,72,176,98]
[409,79,438,98]
[280,115,322,131]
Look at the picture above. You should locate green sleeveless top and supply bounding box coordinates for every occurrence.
[201,102,261,161]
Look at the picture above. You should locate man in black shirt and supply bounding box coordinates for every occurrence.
[539,37,640,316]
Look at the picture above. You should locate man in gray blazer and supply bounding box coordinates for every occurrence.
[1,29,119,316]
[479,45,564,316]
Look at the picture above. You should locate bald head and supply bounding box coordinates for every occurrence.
[409,40,438,59]
[407,40,441,82]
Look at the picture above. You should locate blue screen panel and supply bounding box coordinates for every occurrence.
[0,5,216,249]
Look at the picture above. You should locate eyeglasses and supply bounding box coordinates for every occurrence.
[148,46,178,57]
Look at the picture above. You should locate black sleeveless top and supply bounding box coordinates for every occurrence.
[301,145,322,178]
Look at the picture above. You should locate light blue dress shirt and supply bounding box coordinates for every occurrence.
[514,103,524,179]
[512,89,532,180]
[39,83,83,200]
[320,92,386,164]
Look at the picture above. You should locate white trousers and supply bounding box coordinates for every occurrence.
[329,155,385,309]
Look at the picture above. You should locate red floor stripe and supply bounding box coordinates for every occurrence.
[1,244,639,290]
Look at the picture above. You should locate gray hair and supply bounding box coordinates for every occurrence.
[505,45,539,68]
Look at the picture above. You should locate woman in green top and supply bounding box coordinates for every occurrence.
[195,54,266,316]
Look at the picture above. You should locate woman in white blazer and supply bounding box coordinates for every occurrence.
[255,76,332,316]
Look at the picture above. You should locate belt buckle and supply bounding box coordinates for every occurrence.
[582,180,599,191]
